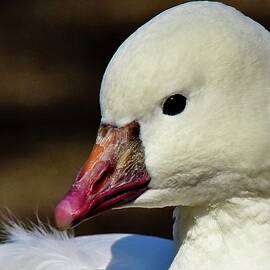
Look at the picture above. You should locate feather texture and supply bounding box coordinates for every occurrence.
[0,220,174,270]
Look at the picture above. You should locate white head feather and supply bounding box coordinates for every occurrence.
[100,1,270,207]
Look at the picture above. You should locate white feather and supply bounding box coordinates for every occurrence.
[0,220,174,270]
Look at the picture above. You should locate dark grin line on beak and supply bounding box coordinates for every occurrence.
[72,178,150,227]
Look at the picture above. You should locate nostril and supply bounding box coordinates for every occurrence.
[89,161,114,194]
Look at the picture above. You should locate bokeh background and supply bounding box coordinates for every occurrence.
[1,0,269,239]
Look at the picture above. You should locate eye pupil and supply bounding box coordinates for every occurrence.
[162,94,187,116]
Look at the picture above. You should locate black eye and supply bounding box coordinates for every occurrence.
[162,94,187,116]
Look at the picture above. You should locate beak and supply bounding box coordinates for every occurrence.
[54,121,150,230]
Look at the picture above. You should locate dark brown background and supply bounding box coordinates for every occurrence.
[1,0,269,239]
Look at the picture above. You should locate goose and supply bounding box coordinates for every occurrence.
[1,1,270,269]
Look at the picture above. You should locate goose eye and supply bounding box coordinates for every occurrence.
[162,94,187,116]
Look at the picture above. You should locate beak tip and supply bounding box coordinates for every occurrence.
[54,200,73,230]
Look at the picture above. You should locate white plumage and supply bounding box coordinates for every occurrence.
[0,222,173,270]
[1,1,270,269]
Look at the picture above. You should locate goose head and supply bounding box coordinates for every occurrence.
[55,1,270,229]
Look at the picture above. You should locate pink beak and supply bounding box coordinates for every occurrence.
[54,122,150,230]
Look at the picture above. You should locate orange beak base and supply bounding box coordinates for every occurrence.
[54,122,150,230]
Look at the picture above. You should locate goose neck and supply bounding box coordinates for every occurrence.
[170,197,270,270]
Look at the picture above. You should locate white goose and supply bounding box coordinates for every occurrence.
[1,1,270,270]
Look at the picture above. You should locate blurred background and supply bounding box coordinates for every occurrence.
[0,0,269,239]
